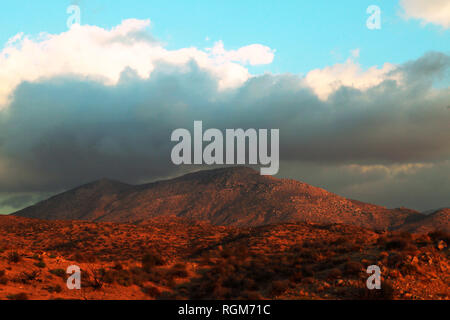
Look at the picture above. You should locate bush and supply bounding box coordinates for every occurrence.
[141,251,165,272]
[7,251,21,263]
[34,261,46,268]
[0,270,7,285]
[344,261,363,275]
[357,281,395,300]
[17,270,40,283]
[290,272,303,283]
[241,290,263,300]
[387,252,407,268]
[142,285,161,298]
[49,269,66,278]
[112,262,123,270]
[385,239,408,250]
[167,264,188,279]
[400,263,418,275]
[7,292,29,300]
[428,230,450,243]
[302,265,315,277]
[270,280,290,296]
[327,268,343,280]
[45,284,62,293]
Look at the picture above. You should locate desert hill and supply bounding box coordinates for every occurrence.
[399,209,450,233]
[13,167,447,232]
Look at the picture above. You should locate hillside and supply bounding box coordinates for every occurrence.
[399,209,450,233]
[13,167,446,232]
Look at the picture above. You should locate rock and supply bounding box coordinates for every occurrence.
[411,256,419,264]
[437,240,447,251]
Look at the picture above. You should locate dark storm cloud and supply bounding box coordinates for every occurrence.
[279,160,450,212]
[0,52,449,210]
[0,194,35,209]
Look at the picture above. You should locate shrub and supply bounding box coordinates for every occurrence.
[112,262,123,270]
[45,284,62,293]
[0,270,7,285]
[167,264,188,279]
[385,238,409,250]
[7,251,21,263]
[428,230,450,243]
[387,252,407,268]
[357,281,395,300]
[301,265,315,277]
[141,251,165,272]
[327,268,343,280]
[49,269,66,278]
[142,285,161,298]
[7,292,29,300]
[17,270,40,283]
[400,263,418,275]
[241,290,263,300]
[290,271,303,283]
[34,261,46,268]
[270,280,290,296]
[344,261,363,275]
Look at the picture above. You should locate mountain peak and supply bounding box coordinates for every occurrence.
[174,166,276,186]
[76,178,132,192]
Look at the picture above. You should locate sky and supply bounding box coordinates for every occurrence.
[0,0,449,213]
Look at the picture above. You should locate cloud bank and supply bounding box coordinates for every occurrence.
[0,19,274,108]
[400,0,450,28]
[0,20,449,212]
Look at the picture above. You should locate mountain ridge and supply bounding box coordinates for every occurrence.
[12,166,449,232]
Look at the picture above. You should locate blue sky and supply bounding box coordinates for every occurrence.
[0,0,448,75]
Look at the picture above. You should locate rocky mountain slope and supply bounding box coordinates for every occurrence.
[13,167,447,232]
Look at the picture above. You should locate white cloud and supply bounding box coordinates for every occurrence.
[207,40,275,66]
[400,0,450,28]
[344,163,434,176]
[0,19,410,107]
[0,19,276,108]
[304,58,398,100]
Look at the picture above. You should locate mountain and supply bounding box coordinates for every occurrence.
[399,208,450,233]
[12,166,446,231]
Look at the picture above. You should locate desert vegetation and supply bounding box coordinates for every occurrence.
[0,215,447,300]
